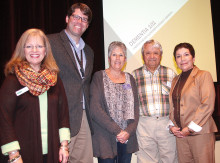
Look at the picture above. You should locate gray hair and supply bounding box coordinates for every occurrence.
[141,40,163,55]
[108,41,127,58]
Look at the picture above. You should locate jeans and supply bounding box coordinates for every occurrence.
[98,142,132,163]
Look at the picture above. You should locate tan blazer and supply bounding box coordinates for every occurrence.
[169,66,217,135]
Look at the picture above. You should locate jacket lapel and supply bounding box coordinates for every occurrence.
[84,45,93,78]
[170,75,179,97]
[181,66,198,96]
[59,30,82,78]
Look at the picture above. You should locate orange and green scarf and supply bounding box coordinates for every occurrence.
[14,62,57,96]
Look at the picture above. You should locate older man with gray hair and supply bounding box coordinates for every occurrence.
[132,40,178,163]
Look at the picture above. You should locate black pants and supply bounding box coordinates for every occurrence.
[98,142,132,163]
[43,154,47,163]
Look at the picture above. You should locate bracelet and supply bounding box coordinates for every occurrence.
[8,155,21,163]
[60,146,69,151]
[169,130,173,134]
[60,144,69,152]
[169,126,173,134]
[187,127,194,134]
[60,144,68,148]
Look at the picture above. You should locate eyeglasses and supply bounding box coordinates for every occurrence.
[71,14,88,23]
[24,45,45,49]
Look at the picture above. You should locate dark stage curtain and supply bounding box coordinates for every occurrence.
[0,0,105,86]
[211,0,220,139]
[214,83,220,140]
[0,0,220,161]
[1,0,219,84]
[0,0,105,162]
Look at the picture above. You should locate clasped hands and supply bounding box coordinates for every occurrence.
[116,130,130,144]
[170,126,192,138]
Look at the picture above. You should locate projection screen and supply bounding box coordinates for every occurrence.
[103,0,217,81]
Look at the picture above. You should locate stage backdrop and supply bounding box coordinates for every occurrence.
[103,0,217,81]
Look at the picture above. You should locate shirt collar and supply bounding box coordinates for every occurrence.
[144,64,161,75]
[65,30,85,51]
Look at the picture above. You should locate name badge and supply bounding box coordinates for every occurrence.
[122,84,132,90]
[16,87,29,96]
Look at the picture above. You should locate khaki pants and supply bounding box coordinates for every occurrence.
[136,116,178,163]
[68,110,93,163]
[176,133,215,163]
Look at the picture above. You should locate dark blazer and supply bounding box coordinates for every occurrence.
[47,30,94,136]
[169,66,217,135]
[90,71,139,159]
[0,75,69,163]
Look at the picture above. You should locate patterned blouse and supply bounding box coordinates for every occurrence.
[103,71,134,130]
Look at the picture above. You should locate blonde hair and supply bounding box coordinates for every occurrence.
[4,28,59,76]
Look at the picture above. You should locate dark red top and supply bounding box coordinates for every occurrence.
[0,75,70,163]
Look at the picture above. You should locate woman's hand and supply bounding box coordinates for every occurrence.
[59,148,69,163]
[117,130,130,144]
[59,140,69,163]
[13,157,23,163]
[170,126,183,138]
[11,157,23,163]
[170,126,192,138]
[8,150,23,163]
[180,127,191,137]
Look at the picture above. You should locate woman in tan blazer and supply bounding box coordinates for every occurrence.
[168,42,217,163]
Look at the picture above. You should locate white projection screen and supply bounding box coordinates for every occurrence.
[103,0,217,82]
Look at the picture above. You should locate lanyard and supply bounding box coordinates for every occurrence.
[69,40,85,78]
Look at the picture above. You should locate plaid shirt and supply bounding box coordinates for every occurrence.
[132,65,176,117]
